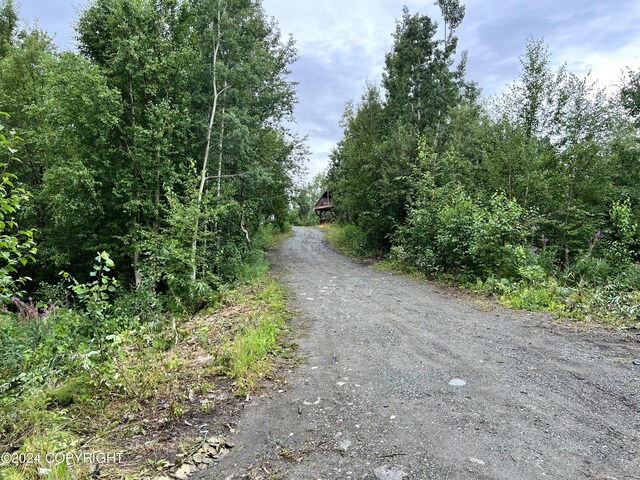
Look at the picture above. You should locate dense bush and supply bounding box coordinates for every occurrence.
[0,117,36,304]
[395,186,531,281]
[326,224,376,258]
[0,1,302,477]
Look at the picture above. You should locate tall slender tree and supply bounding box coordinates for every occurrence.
[383,6,465,134]
[434,0,465,46]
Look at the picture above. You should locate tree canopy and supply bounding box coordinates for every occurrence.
[0,0,304,305]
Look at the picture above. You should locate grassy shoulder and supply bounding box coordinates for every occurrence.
[321,223,383,259]
[0,273,294,480]
[323,223,640,330]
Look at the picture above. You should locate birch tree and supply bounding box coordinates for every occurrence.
[192,0,228,282]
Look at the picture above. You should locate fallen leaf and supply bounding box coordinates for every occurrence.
[174,463,197,479]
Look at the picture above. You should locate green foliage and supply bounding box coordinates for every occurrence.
[328,86,414,251]
[383,6,467,133]
[61,252,119,332]
[325,224,376,258]
[0,3,303,476]
[400,184,476,273]
[434,0,466,44]
[621,68,640,127]
[216,279,290,395]
[394,176,530,280]
[0,0,17,58]
[0,0,302,292]
[564,285,640,327]
[0,306,50,376]
[609,199,639,260]
[502,282,564,312]
[1,254,120,403]
[471,194,529,279]
[1,271,294,477]
[290,172,326,226]
[328,4,473,253]
[0,116,36,303]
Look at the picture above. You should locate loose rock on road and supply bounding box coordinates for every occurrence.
[200,227,640,479]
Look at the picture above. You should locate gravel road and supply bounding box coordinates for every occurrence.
[201,227,640,480]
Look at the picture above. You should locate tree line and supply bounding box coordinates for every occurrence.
[0,0,303,308]
[327,1,640,323]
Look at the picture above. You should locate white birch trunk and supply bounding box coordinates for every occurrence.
[191,2,227,282]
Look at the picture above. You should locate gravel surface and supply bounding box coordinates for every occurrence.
[200,227,640,480]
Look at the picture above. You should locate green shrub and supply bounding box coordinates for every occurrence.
[395,185,477,273]
[432,188,479,272]
[397,188,532,280]
[503,282,564,311]
[326,224,374,258]
[610,199,639,261]
[0,312,51,377]
[564,284,640,327]
[471,194,529,279]
[615,263,640,290]
[46,375,94,407]
[0,117,37,304]
[517,263,547,284]
[570,254,614,286]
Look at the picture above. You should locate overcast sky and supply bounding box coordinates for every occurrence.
[17,0,640,181]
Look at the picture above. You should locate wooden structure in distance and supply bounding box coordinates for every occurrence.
[313,190,334,224]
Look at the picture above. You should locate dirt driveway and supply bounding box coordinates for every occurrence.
[199,227,640,480]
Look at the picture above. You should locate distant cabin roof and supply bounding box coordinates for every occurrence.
[313,190,333,211]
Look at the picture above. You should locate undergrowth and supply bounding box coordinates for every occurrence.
[322,224,380,258]
[216,280,291,395]
[0,228,293,479]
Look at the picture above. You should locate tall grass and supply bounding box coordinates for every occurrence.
[217,280,291,394]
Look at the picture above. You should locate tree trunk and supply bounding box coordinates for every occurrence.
[217,100,226,198]
[191,1,227,282]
